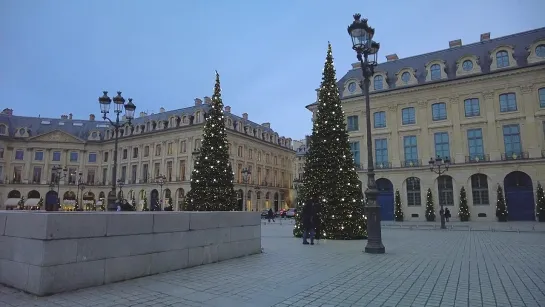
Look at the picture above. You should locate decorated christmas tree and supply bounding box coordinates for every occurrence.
[185,72,238,211]
[496,184,508,222]
[458,186,470,221]
[142,196,149,211]
[425,188,436,221]
[394,189,404,222]
[537,183,545,222]
[293,43,366,240]
[164,198,174,211]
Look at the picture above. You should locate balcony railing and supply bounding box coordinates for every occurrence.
[375,162,392,169]
[465,154,490,163]
[401,159,422,168]
[501,152,529,161]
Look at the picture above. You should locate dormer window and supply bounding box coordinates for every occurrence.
[401,72,410,83]
[430,64,441,80]
[462,60,473,71]
[348,81,357,93]
[496,51,509,68]
[91,131,98,138]
[536,45,545,58]
[0,124,6,135]
[373,76,383,90]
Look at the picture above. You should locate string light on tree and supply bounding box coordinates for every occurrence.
[458,186,470,222]
[536,183,545,222]
[293,43,366,240]
[496,184,508,222]
[425,188,436,222]
[394,189,404,222]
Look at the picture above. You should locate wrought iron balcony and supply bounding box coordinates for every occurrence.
[401,159,422,168]
[465,154,490,163]
[375,162,392,169]
[501,151,529,161]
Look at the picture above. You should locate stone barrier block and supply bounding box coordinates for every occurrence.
[104,254,152,284]
[230,225,261,242]
[189,212,220,230]
[31,260,105,296]
[76,234,154,262]
[150,249,189,275]
[42,239,78,266]
[107,213,153,236]
[218,212,260,228]
[46,213,108,239]
[4,212,49,239]
[152,232,188,252]
[153,212,190,233]
[0,213,6,235]
[188,245,218,267]
[0,259,30,291]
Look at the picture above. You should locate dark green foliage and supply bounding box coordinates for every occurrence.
[394,189,404,222]
[425,188,436,222]
[496,184,508,222]
[458,186,470,221]
[537,183,545,222]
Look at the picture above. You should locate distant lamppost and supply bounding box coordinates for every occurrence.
[429,156,451,230]
[117,179,125,201]
[241,168,251,211]
[51,165,68,211]
[347,13,384,254]
[98,91,136,210]
[156,174,166,210]
[76,171,85,211]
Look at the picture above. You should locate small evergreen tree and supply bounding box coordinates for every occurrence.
[537,183,545,222]
[185,72,237,211]
[496,184,508,222]
[458,186,470,221]
[142,196,149,211]
[425,188,436,222]
[394,189,404,222]
[165,198,174,211]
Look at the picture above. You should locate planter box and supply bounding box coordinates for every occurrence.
[0,211,261,296]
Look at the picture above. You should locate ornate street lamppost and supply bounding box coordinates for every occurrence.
[51,165,68,211]
[98,91,136,210]
[348,14,384,254]
[155,174,166,210]
[241,168,251,211]
[76,171,85,211]
[429,156,451,229]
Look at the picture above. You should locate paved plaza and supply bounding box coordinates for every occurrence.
[1,220,544,307]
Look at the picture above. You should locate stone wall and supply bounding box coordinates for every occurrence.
[0,211,261,296]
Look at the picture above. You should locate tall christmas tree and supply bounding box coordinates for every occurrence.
[293,43,366,240]
[496,184,508,222]
[536,183,545,222]
[425,188,436,221]
[458,186,470,221]
[394,189,404,222]
[184,72,237,211]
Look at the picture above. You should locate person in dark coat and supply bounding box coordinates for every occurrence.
[267,208,275,223]
[302,201,315,245]
[445,208,451,222]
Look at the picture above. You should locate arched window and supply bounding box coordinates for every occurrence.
[437,175,454,206]
[471,174,489,205]
[406,177,421,206]
[496,51,509,68]
[430,64,441,80]
[373,75,383,90]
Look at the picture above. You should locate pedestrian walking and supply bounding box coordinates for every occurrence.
[302,201,316,245]
[267,208,275,223]
[445,208,451,222]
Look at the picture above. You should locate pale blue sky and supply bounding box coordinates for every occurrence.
[1,0,543,140]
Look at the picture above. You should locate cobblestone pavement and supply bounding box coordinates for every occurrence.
[1,221,544,307]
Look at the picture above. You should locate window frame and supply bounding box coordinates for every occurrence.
[430,64,441,80]
[496,50,510,68]
[471,174,489,206]
[347,115,359,132]
[434,132,450,159]
[401,107,416,125]
[499,93,517,112]
[431,103,447,121]
[406,177,421,207]
[539,88,545,108]
[437,175,454,206]
[350,141,360,165]
[373,75,383,90]
[373,111,386,128]
[403,135,418,163]
[467,128,484,160]
[502,124,522,155]
[464,98,480,117]
[374,138,388,164]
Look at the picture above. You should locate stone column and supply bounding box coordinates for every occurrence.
[449,96,463,163]
[520,85,539,157]
[24,148,33,183]
[483,91,501,160]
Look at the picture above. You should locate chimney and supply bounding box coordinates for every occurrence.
[351,62,362,69]
[386,54,399,62]
[89,114,95,121]
[242,113,248,120]
[194,98,202,106]
[60,114,68,120]
[68,113,73,120]
[480,32,491,42]
[204,96,212,104]
[224,106,231,113]
[449,39,462,48]
[159,107,165,113]
[1,108,13,116]
[139,111,145,118]
[261,122,270,128]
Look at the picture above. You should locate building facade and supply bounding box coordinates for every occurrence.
[308,27,545,222]
[0,99,295,211]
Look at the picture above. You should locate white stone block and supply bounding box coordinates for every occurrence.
[106,212,153,236]
[46,213,108,239]
[153,212,190,233]
[104,254,151,284]
[152,232,188,252]
[189,212,220,230]
[150,249,188,275]
[0,213,6,235]
[4,212,49,239]
[77,234,154,262]
[33,260,105,295]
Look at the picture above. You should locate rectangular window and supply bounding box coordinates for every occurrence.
[402,107,416,125]
[142,164,149,183]
[167,161,173,181]
[503,124,522,155]
[34,151,44,161]
[467,129,484,160]
[68,167,76,184]
[179,160,186,181]
[88,153,97,163]
[434,132,450,159]
[121,166,127,182]
[464,98,480,117]
[167,143,173,155]
[13,166,22,183]
[102,168,108,185]
[180,141,187,153]
[403,136,418,165]
[86,169,95,184]
[0,147,4,159]
[374,138,388,165]
[144,146,149,157]
[539,88,545,108]
[69,151,78,162]
[373,112,386,128]
[154,163,160,177]
[350,141,360,166]
[122,149,128,159]
[133,147,138,158]
[32,166,42,183]
[499,93,517,112]
[431,103,447,121]
[131,165,137,183]
[52,151,61,161]
[15,149,24,160]
[347,115,359,131]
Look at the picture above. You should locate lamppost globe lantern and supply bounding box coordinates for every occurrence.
[113,91,126,114]
[368,41,380,66]
[124,98,136,121]
[98,91,112,115]
[347,14,375,53]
